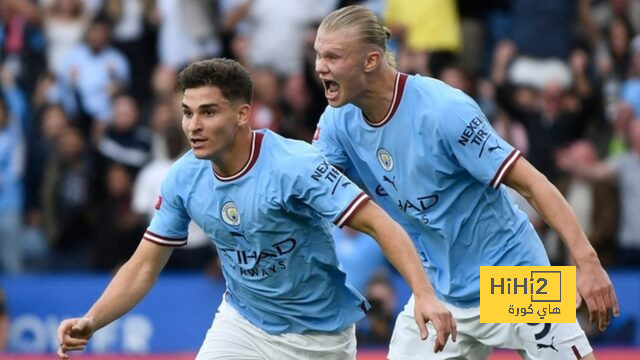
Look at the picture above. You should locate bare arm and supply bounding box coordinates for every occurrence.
[504,157,619,330]
[346,200,456,352]
[57,240,173,358]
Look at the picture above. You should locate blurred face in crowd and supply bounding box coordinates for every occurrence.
[609,18,631,57]
[106,164,132,197]
[41,105,69,140]
[314,27,373,107]
[181,86,249,161]
[87,22,110,52]
[112,96,139,132]
[541,82,565,119]
[58,127,85,161]
[252,68,280,107]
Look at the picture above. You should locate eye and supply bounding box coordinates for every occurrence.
[204,110,216,117]
[183,110,192,118]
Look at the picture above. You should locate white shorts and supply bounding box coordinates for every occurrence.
[388,295,592,360]
[196,297,357,360]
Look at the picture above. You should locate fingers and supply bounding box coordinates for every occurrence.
[57,347,69,359]
[450,316,458,343]
[432,318,448,353]
[576,288,582,309]
[415,314,428,341]
[594,293,609,331]
[583,294,598,324]
[609,288,620,317]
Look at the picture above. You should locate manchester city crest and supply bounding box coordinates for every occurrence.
[221,201,240,226]
[377,148,394,171]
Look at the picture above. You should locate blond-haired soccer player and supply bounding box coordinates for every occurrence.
[56,58,455,359]
[313,5,618,359]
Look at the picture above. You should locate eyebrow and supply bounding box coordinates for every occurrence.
[181,103,220,110]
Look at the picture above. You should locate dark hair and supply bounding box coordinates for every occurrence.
[177,58,253,105]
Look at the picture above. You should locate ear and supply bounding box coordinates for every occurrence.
[236,103,251,127]
[363,50,382,73]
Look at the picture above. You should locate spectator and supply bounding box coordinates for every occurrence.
[95,93,151,175]
[357,274,396,345]
[90,163,146,270]
[155,0,221,70]
[57,16,130,130]
[223,0,330,77]
[41,0,91,74]
[41,125,95,269]
[559,121,640,266]
[0,66,27,273]
[104,0,158,101]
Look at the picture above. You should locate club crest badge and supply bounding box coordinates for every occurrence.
[377,148,394,171]
[221,201,240,226]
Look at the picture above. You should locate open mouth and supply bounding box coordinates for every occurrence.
[322,79,339,100]
[190,138,207,147]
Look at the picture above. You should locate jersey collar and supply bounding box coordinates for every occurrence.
[362,72,408,127]
[214,131,264,182]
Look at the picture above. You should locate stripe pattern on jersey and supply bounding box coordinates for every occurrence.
[490,149,521,188]
[335,192,370,228]
[143,230,187,246]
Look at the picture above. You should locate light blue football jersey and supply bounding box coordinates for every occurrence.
[146,129,371,334]
[314,73,549,307]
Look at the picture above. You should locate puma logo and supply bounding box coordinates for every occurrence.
[488,142,503,153]
[382,175,397,191]
[537,336,558,352]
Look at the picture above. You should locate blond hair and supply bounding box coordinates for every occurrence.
[319,5,396,68]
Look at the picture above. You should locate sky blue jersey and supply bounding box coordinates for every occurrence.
[146,129,371,334]
[314,73,549,307]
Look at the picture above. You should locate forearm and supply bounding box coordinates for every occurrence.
[84,241,171,330]
[522,178,598,265]
[371,221,435,298]
[85,259,158,329]
[347,201,434,297]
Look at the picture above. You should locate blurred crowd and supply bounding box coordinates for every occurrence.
[1,0,640,347]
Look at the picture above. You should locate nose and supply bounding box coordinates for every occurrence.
[187,114,202,133]
[315,56,327,75]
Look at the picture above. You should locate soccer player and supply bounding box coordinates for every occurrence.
[56,58,456,359]
[312,5,619,359]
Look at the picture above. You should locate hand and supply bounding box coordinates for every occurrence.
[413,294,457,353]
[576,261,619,331]
[57,317,95,359]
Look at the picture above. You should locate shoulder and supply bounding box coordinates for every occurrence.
[163,150,203,190]
[261,129,323,167]
[319,103,361,125]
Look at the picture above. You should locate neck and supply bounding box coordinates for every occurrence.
[212,128,253,177]
[355,66,398,124]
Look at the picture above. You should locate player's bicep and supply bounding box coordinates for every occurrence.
[144,176,190,246]
[439,100,520,187]
[312,112,351,171]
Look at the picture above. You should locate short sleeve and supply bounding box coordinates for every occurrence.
[313,110,352,172]
[281,147,369,228]
[145,170,190,246]
[437,96,521,188]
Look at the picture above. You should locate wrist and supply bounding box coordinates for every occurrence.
[573,249,600,268]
